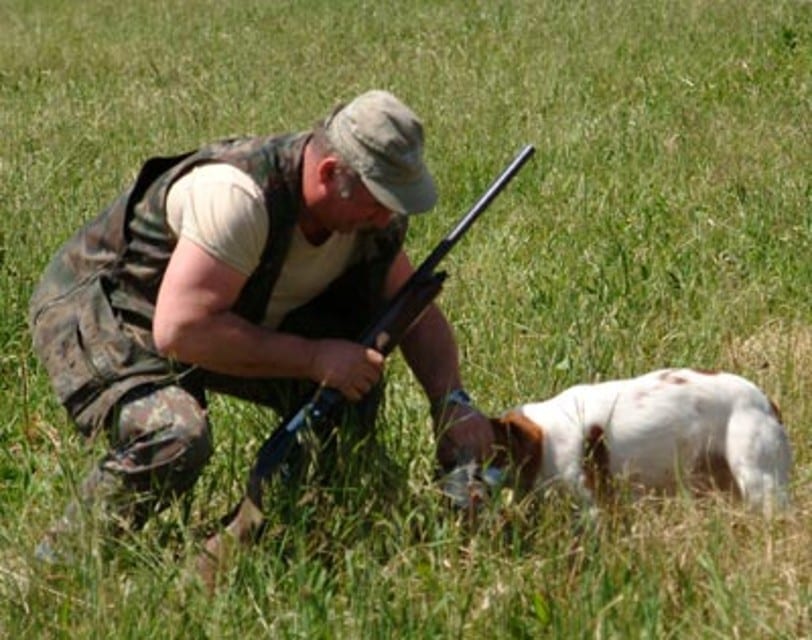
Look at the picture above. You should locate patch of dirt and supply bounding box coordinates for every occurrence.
[726,319,812,379]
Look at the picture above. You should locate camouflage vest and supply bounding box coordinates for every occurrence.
[29,132,407,434]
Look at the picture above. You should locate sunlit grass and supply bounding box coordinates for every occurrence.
[1,0,810,636]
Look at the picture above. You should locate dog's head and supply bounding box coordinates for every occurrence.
[487,410,544,492]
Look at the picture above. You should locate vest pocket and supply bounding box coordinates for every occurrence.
[31,277,144,417]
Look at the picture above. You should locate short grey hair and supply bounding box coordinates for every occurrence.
[312,109,360,199]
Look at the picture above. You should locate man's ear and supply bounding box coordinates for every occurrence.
[315,155,339,190]
[490,411,543,491]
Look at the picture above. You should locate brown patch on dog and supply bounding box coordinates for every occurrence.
[659,370,688,385]
[489,411,544,491]
[660,369,719,387]
[689,368,720,376]
[582,425,611,499]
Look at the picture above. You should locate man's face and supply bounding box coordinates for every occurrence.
[315,164,396,234]
[330,177,396,233]
[302,152,400,239]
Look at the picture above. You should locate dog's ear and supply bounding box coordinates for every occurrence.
[489,411,543,491]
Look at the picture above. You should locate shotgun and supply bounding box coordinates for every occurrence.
[197,144,535,588]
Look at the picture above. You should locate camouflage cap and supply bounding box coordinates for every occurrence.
[325,90,437,215]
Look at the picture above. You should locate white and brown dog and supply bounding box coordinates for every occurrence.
[485,368,792,515]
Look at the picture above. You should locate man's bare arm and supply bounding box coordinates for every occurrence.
[153,238,383,401]
[385,251,494,464]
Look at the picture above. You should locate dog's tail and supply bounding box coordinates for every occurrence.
[727,403,792,517]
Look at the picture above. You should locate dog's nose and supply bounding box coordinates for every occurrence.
[439,462,505,509]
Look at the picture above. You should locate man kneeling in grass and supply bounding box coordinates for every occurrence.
[29,90,492,562]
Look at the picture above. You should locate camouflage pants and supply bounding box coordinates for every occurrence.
[75,384,211,532]
[46,278,385,541]
[67,371,382,535]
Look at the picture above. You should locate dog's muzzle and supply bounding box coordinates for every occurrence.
[440,462,505,509]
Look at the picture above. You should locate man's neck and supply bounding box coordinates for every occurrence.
[297,212,332,246]
[298,141,333,246]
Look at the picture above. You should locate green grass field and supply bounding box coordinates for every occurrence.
[1,0,810,636]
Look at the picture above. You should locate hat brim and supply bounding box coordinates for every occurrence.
[361,170,437,215]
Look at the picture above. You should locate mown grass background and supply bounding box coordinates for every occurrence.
[1,0,810,637]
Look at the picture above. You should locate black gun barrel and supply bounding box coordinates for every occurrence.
[416,144,535,278]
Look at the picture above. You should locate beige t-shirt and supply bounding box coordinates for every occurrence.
[166,163,357,329]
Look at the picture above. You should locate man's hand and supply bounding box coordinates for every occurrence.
[433,404,495,470]
[309,339,385,402]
